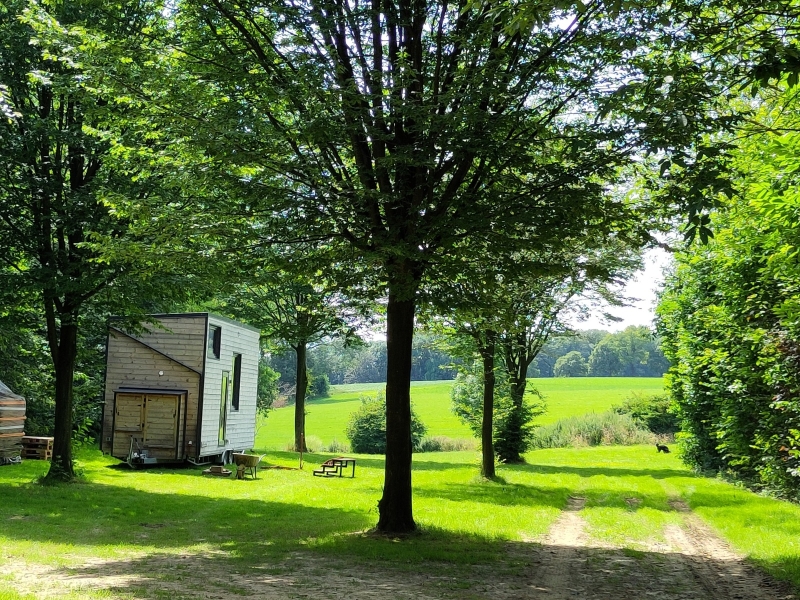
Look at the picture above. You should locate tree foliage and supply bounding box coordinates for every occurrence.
[6,0,761,530]
[94,0,728,531]
[657,83,800,496]
[554,351,588,377]
[218,247,370,451]
[0,0,227,479]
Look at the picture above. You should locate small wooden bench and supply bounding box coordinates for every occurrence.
[313,457,356,478]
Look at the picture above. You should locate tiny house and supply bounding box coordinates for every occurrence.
[101,313,260,466]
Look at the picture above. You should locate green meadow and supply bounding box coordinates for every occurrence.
[255,377,665,450]
[2,444,800,598]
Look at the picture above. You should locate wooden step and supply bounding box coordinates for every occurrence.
[312,469,338,477]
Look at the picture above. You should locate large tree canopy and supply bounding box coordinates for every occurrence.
[129,0,727,532]
[0,0,215,479]
[51,0,737,529]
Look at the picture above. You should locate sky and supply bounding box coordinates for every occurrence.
[570,247,674,332]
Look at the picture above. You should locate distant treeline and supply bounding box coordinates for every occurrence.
[267,325,669,389]
[267,333,458,388]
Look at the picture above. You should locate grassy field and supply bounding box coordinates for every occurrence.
[255,377,665,450]
[1,444,800,598]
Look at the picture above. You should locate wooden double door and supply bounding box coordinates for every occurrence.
[113,393,183,460]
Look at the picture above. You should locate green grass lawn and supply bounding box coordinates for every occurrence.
[255,377,665,450]
[1,444,800,598]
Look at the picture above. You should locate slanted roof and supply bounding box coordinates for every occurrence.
[109,312,261,334]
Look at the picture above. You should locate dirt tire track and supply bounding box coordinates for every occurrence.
[664,499,795,600]
[526,496,590,599]
[520,497,796,600]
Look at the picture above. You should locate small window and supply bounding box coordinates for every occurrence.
[231,354,242,410]
[208,325,221,359]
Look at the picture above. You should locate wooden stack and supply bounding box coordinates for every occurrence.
[0,381,26,461]
[21,436,53,460]
[202,465,231,477]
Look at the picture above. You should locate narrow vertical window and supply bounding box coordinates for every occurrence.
[218,371,229,445]
[208,325,221,359]
[231,353,242,411]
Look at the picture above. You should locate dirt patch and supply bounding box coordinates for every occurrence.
[3,499,797,600]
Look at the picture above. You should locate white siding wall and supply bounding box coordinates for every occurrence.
[199,316,260,456]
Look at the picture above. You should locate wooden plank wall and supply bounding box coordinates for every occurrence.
[200,317,260,456]
[130,316,206,372]
[143,394,180,459]
[102,329,200,458]
[111,393,143,458]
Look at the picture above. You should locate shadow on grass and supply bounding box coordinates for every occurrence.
[270,452,696,479]
[506,462,695,480]
[18,528,799,600]
[414,480,571,509]
[0,478,370,557]
[273,453,472,473]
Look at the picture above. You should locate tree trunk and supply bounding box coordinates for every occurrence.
[294,341,308,452]
[47,312,78,481]
[500,336,529,464]
[377,291,416,533]
[509,379,527,408]
[478,332,497,479]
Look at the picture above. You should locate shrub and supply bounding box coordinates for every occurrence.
[308,372,331,399]
[612,392,680,435]
[417,436,476,452]
[450,362,484,437]
[530,411,656,449]
[326,438,349,453]
[345,392,427,454]
[257,361,280,414]
[494,394,544,461]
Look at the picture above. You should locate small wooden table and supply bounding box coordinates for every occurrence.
[313,457,356,478]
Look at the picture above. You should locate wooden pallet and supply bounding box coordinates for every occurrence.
[22,448,52,460]
[21,436,53,460]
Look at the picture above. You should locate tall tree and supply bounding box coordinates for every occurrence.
[0,1,210,479]
[219,248,370,451]
[493,248,639,462]
[429,239,640,469]
[96,0,729,530]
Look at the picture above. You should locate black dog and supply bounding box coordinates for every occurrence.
[656,443,670,453]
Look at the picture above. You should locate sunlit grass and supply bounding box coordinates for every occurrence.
[531,377,665,424]
[3,442,800,595]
